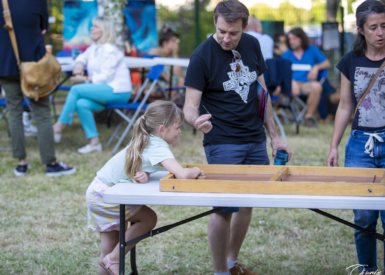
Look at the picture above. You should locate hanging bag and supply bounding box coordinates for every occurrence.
[2,0,61,101]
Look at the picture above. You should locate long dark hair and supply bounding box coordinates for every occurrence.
[288,28,309,50]
[353,0,385,56]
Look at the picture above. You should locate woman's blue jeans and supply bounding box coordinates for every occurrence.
[345,129,385,273]
[58,83,130,139]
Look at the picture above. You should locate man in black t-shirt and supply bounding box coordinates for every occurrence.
[183,1,291,275]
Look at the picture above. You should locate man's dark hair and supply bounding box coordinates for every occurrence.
[273,32,288,49]
[214,0,249,29]
[159,26,179,47]
[352,0,385,56]
[288,27,309,50]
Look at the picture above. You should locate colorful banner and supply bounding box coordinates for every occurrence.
[123,0,158,55]
[63,0,98,52]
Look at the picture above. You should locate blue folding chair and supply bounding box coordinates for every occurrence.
[106,64,165,154]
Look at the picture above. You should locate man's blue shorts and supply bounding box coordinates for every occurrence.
[204,141,270,214]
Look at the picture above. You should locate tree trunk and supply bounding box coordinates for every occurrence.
[327,0,341,22]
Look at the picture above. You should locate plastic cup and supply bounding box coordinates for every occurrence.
[274,150,288,165]
[45,44,52,54]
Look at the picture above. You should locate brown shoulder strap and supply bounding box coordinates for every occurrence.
[2,0,20,67]
[354,59,385,118]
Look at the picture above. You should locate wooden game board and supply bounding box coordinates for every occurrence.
[160,165,385,197]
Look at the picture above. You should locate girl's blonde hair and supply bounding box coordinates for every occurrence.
[92,17,116,45]
[125,100,184,182]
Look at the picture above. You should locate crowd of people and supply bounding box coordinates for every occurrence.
[1,0,385,274]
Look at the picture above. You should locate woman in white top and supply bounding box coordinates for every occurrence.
[53,17,132,154]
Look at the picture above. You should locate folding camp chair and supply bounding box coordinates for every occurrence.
[264,58,295,139]
[105,64,165,154]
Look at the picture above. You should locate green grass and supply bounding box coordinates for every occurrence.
[0,118,384,275]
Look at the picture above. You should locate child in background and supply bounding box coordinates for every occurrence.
[86,100,204,275]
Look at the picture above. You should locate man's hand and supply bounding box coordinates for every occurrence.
[326,148,339,167]
[194,114,213,134]
[134,171,149,183]
[307,65,319,81]
[70,75,87,84]
[271,137,292,161]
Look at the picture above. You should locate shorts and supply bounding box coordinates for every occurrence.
[86,176,143,232]
[204,141,270,213]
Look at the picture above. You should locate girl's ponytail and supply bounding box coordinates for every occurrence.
[124,100,184,182]
[125,115,150,183]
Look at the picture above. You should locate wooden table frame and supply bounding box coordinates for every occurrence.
[160,165,385,197]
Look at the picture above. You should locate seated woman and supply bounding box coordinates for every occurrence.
[53,17,132,154]
[148,27,184,99]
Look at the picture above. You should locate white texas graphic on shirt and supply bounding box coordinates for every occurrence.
[223,60,257,103]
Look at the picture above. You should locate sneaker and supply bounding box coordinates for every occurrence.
[14,163,30,177]
[303,117,317,127]
[77,143,102,154]
[46,162,76,177]
[24,124,38,136]
[229,263,259,275]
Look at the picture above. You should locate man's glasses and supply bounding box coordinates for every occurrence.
[232,50,241,73]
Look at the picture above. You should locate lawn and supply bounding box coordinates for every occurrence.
[0,115,383,275]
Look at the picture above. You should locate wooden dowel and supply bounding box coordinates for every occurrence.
[269,167,288,182]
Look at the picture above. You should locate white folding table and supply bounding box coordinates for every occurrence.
[103,171,385,275]
[56,56,189,72]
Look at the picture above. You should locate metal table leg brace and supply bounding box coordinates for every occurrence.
[119,206,228,275]
[309,209,385,242]
[117,206,385,275]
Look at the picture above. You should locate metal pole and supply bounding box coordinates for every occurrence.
[340,6,345,57]
[194,0,200,136]
[195,0,201,48]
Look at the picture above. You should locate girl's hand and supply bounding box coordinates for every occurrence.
[134,171,149,183]
[70,74,87,84]
[197,168,204,177]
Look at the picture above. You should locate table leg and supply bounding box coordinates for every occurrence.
[129,222,139,275]
[119,204,125,275]
[119,207,228,275]
[169,66,173,99]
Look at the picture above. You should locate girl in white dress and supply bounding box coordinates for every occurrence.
[86,100,204,275]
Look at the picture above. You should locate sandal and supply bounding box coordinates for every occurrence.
[99,254,119,275]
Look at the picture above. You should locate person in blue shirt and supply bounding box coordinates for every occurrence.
[282,28,331,126]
